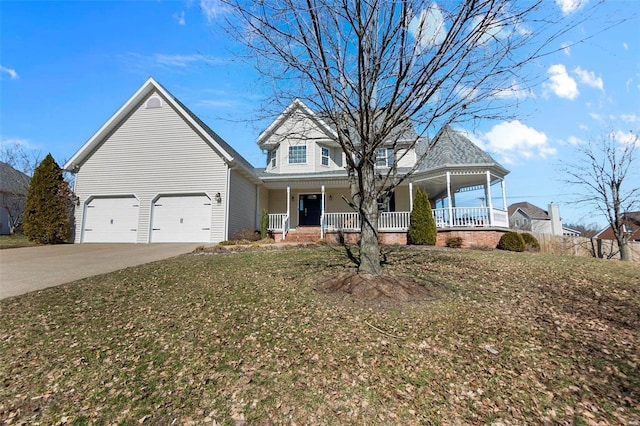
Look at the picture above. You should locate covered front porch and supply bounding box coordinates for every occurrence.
[265,169,509,241]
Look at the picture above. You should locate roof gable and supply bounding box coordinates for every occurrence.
[64,78,257,181]
[257,99,337,147]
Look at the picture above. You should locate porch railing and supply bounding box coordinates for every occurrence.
[379,211,410,231]
[268,213,289,240]
[432,207,508,228]
[323,212,360,231]
[269,207,509,237]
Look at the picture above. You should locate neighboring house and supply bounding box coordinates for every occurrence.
[64,78,511,244]
[594,212,640,242]
[508,202,580,236]
[0,161,31,235]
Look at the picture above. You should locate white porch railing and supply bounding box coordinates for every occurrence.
[268,213,290,240]
[379,211,410,231]
[323,212,361,231]
[432,207,508,228]
[269,208,508,238]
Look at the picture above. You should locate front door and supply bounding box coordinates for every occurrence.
[299,194,322,226]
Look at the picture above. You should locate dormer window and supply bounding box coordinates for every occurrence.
[376,148,394,167]
[321,147,330,166]
[268,148,277,168]
[288,145,306,164]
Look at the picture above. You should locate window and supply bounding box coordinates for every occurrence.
[288,145,307,164]
[375,148,394,167]
[268,148,277,168]
[321,147,330,166]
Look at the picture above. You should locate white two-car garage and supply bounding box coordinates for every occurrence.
[81,194,213,243]
[150,194,212,243]
[82,196,140,243]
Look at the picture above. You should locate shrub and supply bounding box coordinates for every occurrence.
[261,209,269,238]
[497,231,525,252]
[23,154,72,244]
[230,229,261,242]
[408,189,437,245]
[521,232,540,252]
[446,237,463,248]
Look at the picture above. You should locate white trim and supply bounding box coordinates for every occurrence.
[224,164,231,241]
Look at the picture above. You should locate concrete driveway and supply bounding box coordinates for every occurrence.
[0,243,200,300]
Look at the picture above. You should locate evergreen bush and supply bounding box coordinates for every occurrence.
[521,232,540,252]
[23,154,72,244]
[497,231,525,252]
[408,189,437,245]
[261,209,269,238]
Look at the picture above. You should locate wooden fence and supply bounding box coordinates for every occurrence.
[530,233,640,262]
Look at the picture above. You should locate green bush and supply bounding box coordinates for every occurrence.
[521,232,540,252]
[497,231,525,252]
[23,154,72,244]
[408,189,437,245]
[446,237,463,248]
[261,209,269,238]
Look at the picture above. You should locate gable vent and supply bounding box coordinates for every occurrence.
[146,97,162,109]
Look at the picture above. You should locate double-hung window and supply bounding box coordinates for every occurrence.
[321,147,330,166]
[375,148,394,167]
[268,148,277,168]
[288,145,307,164]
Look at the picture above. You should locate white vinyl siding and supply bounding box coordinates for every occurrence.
[228,170,258,239]
[73,90,228,243]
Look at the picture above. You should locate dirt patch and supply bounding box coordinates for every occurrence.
[314,272,439,303]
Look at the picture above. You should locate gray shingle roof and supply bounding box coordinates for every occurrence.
[418,125,504,171]
[507,202,549,219]
[0,162,30,194]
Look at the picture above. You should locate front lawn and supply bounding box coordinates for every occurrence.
[0,234,40,249]
[1,247,638,424]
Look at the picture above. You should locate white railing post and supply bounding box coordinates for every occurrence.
[409,182,413,212]
[446,171,453,227]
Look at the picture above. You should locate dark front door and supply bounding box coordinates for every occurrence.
[299,194,322,226]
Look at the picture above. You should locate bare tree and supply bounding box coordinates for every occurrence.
[0,141,40,234]
[222,0,601,274]
[562,130,639,261]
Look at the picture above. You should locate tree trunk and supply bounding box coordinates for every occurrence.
[618,237,630,261]
[356,162,382,275]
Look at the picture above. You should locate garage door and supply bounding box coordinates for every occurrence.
[150,195,212,243]
[83,197,139,243]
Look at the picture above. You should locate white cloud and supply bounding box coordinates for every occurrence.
[493,80,534,99]
[612,130,639,146]
[589,112,603,122]
[200,0,227,22]
[173,10,186,25]
[470,121,556,164]
[555,0,588,15]
[621,113,638,123]
[623,42,629,50]
[0,65,19,80]
[543,64,579,100]
[573,66,604,91]
[154,53,217,67]
[409,3,447,48]
[567,135,585,145]
[561,42,571,56]
[0,137,32,150]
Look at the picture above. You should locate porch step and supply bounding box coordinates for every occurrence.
[281,227,322,243]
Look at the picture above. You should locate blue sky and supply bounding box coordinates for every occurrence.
[1,0,639,227]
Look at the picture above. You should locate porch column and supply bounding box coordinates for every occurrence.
[321,185,325,239]
[446,171,453,227]
[486,171,494,226]
[409,182,413,211]
[501,178,507,210]
[286,186,290,222]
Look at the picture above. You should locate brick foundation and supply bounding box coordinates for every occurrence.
[275,228,505,248]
